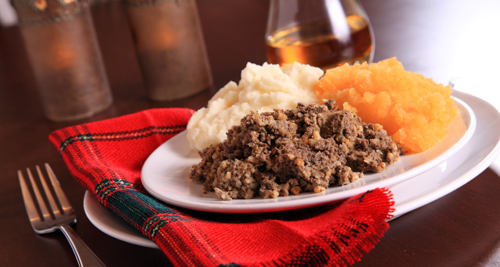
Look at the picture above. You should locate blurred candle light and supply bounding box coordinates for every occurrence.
[123,0,213,101]
[11,0,112,121]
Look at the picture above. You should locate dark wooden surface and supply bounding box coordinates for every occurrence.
[1,0,500,266]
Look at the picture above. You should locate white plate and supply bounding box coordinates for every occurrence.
[83,91,500,248]
[141,97,475,213]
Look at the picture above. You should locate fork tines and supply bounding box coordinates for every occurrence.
[18,163,75,233]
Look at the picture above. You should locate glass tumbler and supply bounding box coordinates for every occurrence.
[265,0,374,71]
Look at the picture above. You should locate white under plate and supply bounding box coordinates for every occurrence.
[141,97,475,213]
[83,91,500,248]
[83,191,158,248]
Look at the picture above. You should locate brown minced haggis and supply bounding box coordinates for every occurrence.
[189,100,403,200]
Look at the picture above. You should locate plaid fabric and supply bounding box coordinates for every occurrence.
[49,108,394,267]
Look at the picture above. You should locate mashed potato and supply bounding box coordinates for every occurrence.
[187,62,323,151]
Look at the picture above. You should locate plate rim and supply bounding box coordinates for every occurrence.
[83,191,158,248]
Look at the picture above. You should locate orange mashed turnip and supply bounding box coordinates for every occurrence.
[314,57,459,153]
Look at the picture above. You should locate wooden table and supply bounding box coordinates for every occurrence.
[1,0,500,266]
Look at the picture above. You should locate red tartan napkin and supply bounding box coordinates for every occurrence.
[49,108,394,267]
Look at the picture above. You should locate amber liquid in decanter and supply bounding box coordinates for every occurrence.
[266,14,373,71]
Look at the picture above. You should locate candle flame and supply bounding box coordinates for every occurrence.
[34,0,47,10]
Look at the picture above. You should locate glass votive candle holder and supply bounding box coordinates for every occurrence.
[122,0,213,101]
[12,0,113,122]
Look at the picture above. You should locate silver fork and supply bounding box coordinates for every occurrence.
[18,163,106,267]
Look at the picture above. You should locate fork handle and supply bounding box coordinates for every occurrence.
[59,225,106,267]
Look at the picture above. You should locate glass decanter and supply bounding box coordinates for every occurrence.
[265,0,374,70]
